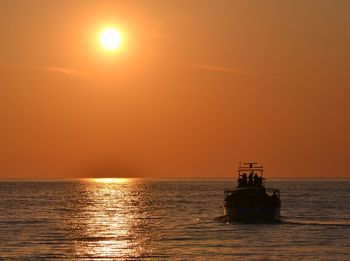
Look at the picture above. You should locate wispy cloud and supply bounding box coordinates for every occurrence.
[0,63,83,76]
[189,64,292,80]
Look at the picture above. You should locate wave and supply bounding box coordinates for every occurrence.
[214,215,283,224]
[214,215,350,227]
[280,217,350,227]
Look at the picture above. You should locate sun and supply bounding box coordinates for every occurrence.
[100,28,122,50]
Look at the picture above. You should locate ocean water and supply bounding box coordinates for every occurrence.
[0,179,349,260]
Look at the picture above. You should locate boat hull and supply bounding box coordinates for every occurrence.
[224,205,280,221]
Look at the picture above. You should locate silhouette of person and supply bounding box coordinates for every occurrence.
[248,171,253,186]
[242,173,247,187]
[254,173,259,185]
[238,176,242,187]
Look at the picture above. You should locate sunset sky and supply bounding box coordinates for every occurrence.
[1,0,349,179]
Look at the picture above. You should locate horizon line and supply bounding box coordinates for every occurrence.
[1,177,350,181]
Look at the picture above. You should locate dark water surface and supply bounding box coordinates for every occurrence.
[0,179,349,260]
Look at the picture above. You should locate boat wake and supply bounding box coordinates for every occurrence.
[215,215,350,227]
[214,215,282,224]
[280,217,350,227]
[214,215,227,222]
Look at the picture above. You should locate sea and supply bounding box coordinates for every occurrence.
[0,179,349,260]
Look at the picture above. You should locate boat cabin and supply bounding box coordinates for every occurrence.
[224,162,280,200]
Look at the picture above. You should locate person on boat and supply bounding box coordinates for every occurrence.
[238,173,248,187]
[242,173,247,187]
[248,172,254,186]
[253,173,259,186]
[237,177,242,187]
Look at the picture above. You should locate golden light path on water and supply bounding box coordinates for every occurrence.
[72,178,157,259]
[89,178,130,184]
[1,180,350,259]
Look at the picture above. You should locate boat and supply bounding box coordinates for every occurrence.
[224,162,281,221]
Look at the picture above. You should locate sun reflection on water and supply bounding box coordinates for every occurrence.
[71,179,157,259]
[89,178,131,184]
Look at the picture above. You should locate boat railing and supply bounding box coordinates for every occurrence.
[237,177,266,187]
[265,187,280,196]
[224,187,280,198]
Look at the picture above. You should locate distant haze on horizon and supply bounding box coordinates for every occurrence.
[1,0,350,179]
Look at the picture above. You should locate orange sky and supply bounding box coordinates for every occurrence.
[1,0,350,179]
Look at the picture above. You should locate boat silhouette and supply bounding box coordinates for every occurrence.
[224,162,281,221]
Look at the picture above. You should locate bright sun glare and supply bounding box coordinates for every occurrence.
[100,28,122,50]
[90,178,130,184]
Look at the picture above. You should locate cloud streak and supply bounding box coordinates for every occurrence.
[189,64,293,80]
[0,63,83,76]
